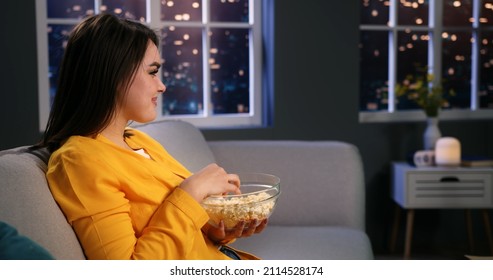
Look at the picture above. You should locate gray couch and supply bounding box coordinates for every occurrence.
[0,120,373,260]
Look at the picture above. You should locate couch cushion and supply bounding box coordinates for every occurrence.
[135,120,215,172]
[230,226,374,260]
[0,147,85,259]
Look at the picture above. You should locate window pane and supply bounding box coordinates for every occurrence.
[443,0,472,27]
[398,0,428,26]
[161,27,203,115]
[210,0,249,22]
[397,31,429,80]
[48,24,73,105]
[396,30,428,110]
[161,0,202,22]
[100,0,146,21]
[479,31,493,108]
[442,31,472,108]
[481,0,493,25]
[47,0,95,19]
[360,0,389,25]
[210,28,250,114]
[359,31,389,111]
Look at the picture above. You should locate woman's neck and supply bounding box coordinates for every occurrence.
[100,119,132,150]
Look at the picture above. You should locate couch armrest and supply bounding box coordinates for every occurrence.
[0,148,86,259]
[208,140,366,231]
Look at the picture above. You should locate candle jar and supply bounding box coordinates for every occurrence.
[435,137,461,166]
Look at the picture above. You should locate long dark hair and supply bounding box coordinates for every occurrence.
[37,13,159,152]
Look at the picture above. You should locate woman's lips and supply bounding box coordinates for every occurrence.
[151,97,157,106]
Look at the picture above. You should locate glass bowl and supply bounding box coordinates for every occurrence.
[201,173,281,229]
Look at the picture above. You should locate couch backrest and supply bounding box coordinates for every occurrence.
[209,140,366,231]
[0,147,86,259]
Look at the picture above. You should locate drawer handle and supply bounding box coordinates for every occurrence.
[440,176,460,182]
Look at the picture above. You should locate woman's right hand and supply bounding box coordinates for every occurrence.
[178,163,241,202]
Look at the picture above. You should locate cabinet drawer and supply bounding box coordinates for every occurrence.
[407,172,493,208]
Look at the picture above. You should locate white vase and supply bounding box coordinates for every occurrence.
[423,117,441,150]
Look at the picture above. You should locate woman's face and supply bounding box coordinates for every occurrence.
[118,41,166,124]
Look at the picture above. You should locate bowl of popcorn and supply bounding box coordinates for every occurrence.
[201,173,281,229]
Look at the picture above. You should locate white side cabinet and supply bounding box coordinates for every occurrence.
[390,162,493,259]
[392,162,493,209]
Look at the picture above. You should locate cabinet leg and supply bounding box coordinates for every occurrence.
[389,204,401,253]
[465,209,475,254]
[404,209,414,260]
[482,210,493,255]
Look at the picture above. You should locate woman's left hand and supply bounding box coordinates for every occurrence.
[203,219,268,245]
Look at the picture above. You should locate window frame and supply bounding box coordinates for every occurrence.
[359,0,493,123]
[35,0,264,131]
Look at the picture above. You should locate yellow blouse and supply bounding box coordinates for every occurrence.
[46,128,250,260]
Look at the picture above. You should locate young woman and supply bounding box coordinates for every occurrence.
[38,13,266,260]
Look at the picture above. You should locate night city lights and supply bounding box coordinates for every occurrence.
[360,0,493,112]
[46,0,251,117]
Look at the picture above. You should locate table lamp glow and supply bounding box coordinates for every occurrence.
[435,137,461,166]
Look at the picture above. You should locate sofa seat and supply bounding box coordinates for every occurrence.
[232,226,373,260]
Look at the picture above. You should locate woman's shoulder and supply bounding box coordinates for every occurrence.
[51,135,110,160]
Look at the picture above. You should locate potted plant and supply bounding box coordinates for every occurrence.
[395,66,455,149]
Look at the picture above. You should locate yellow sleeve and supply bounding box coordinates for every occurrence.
[47,149,209,260]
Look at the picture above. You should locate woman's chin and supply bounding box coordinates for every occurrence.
[133,115,157,124]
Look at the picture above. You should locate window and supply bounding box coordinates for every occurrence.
[359,0,493,122]
[36,0,265,130]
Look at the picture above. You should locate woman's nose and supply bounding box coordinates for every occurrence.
[158,79,166,93]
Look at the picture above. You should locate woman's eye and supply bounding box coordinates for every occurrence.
[150,70,158,76]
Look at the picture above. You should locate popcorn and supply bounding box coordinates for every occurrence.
[203,192,276,229]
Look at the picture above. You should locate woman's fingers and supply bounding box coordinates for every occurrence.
[227,173,241,187]
[254,219,268,234]
[179,163,240,201]
[241,220,258,237]
[232,221,245,237]
[232,219,267,238]
[204,218,269,245]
